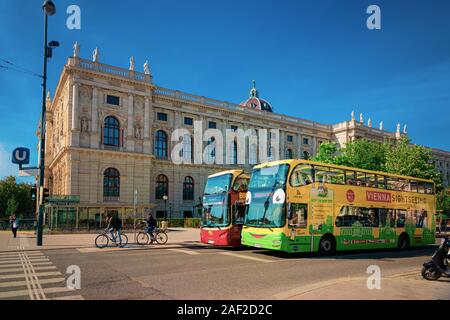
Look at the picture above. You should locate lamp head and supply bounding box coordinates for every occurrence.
[43,0,56,16]
[49,41,59,47]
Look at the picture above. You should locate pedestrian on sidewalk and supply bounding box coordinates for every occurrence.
[9,214,19,238]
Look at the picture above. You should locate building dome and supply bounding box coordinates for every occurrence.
[239,80,273,112]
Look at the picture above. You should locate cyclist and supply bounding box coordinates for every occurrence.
[106,213,124,247]
[145,212,157,241]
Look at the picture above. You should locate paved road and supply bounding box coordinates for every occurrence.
[0,233,448,300]
[3,245,448,300]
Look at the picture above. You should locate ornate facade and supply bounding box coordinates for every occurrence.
[43,49,450,222]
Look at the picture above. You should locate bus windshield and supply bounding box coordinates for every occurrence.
[202,174,233,227]
[204,174,232,195]
[202,193,229,227]
[245,164,290,228]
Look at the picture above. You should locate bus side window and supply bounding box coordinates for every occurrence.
[289,204,307,228]
[396,209,407,228]
[377,175,386,189]
[290,165,314,187]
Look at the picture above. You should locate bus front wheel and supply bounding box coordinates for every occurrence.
[398,234,410,250]
[319,235,336,256]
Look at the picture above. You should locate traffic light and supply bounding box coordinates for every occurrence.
[30,185,37,202]
[42,188,50,204]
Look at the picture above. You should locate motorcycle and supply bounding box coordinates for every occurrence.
[421,236,450,281]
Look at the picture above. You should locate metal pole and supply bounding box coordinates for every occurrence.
[133,189,137,243]
[37,13,49,246]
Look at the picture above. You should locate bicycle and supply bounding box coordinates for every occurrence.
[95,228,129,248]
[136,222,168,245]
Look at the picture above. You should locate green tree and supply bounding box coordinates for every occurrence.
[436,190,450,216]
[312,142,340,164]
[6,197,18,216]
[0,177,34,219]
[384,137,443,191]
[338,139,387,171]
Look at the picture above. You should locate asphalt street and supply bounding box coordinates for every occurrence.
[1,243,445,300]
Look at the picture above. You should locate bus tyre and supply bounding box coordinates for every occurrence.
[398,234,410,250]
[319,235,336,256]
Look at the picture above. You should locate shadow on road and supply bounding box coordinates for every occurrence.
[252,245,437,260]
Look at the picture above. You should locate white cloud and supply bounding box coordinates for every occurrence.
[0,144,17,178]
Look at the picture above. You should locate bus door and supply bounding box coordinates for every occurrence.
[287,203,309,251]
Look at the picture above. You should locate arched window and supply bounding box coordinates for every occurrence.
[103,168,120,198]
[303,151,310,160]
[155,130,168,159]
[181,134,193,163]
[104,116,120,147]
[155,174,168,200]
[285,149,293,159]
[183,176,194,201]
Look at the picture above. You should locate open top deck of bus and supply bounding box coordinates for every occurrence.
[253,159,434,184]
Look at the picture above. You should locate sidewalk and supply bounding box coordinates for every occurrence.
[0,228,202,253]
[273,272,450,300]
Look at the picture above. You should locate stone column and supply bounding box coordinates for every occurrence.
[280,131,286,159]
[127,94,135,152]
[296,132,302,158]
[71,83,79,130]
[312,136,317,157]
[90,87,99,148]
[144,97,150,139]
[71,83,80,147]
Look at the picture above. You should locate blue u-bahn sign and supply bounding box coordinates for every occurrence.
[12,148,30,166]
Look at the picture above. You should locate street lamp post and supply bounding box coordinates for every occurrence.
[163,195,168,221]
[37,1,57,246]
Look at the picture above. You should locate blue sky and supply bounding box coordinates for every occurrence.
[1,0,449,180]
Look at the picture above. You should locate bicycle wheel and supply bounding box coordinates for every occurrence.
[117,233,128,246]
[155,231,168,245]
[95,234,109,248]
[137,232,149,245]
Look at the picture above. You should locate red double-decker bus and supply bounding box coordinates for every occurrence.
[200,170,249,247]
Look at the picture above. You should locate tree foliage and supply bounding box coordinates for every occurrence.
[313,137,444,191]
[0,177,34,219]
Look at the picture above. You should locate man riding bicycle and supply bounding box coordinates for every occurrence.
[106,213,124,247]
[145,212,157,241]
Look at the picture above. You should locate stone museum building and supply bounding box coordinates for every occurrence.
[42,46,450,229]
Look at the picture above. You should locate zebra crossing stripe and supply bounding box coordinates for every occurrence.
[0,258,49,265]
[0,271,62,280]
[0,277,66,288]
[52,295,85,300]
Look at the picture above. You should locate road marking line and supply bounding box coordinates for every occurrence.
[219,252,274,263]
[0,277,65,288]
[18,250,35,300]
[0,252,43,258]
[52,295,85,300]
[0,261,52,269]
[23,251,47,300]
[168,249,201,255]
[0,289,31,299]
[0,271,62,280]
[0,258,49,264]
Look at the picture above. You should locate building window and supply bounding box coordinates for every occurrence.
[230,125,238,132]
[103,116,120,147]
[181,134,193,162]
[103,168,120,198]
[157,112,168,122]
[183,176,194,201]
[156,211,166,219]
[230,141,238,164]
[303,151,310,160]
[184,117,193,126]
[208,121,217,129]
[303,138,309,145]
[155,174,168,200]
[205,138,216,163]
[155,130,168,159]
[106,95,120,106]
[268,146,275,162]
[287,135,293,142]
[285,149,293,159]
